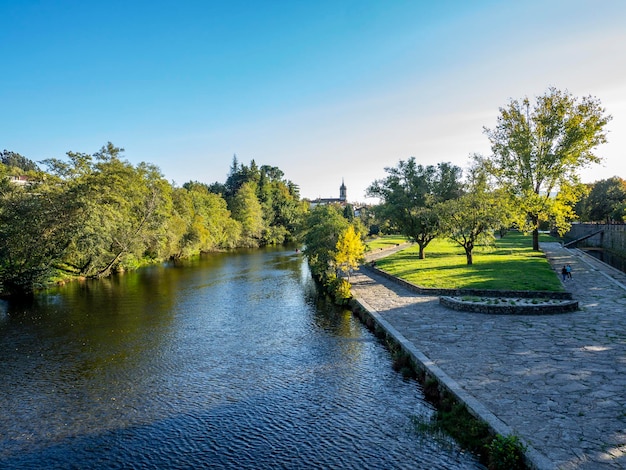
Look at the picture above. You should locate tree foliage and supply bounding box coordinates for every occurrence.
[302,205,351,280]
[230,181,265,247]
[1,150,39,172]
[577,177,626,223]
[302,204,365,303]
[220,157,305,245]
[481,87,611,249]
[335,225,365,277]
[0,175,79,296]
[168,184,241,258]
[367,158,463,258]
[42,143,174,278]
[439,165,509,265]
[0,144,305,296]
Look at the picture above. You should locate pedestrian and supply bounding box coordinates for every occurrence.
[566,264,572,279]
[561,265,567,281]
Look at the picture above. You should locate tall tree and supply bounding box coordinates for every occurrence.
[0,174,79,295]
[169,185,241,257]
[302,204,351,281]
[301,204,364,303]
[224,156,260,199]
[585,177,626,223]
[438,165,508,265]
[44,143,174,278]
[367,159,463,259]
[482,87,611,250]
[230,181,265,247]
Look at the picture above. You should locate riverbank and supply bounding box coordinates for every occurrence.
[350,242,626,469]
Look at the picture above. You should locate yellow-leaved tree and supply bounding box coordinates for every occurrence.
[334,225,365,280]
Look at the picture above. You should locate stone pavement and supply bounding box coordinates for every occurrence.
[351,242,626,470]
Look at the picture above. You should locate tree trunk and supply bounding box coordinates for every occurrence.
[418,243,425,259]
[530,214,540,251]
[465,249,473,265]
[95,249,126,278]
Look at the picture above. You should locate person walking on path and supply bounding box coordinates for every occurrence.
[566,263,572,279]
[561,265,568,281]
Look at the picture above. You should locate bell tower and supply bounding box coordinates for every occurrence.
[339,178,347,202]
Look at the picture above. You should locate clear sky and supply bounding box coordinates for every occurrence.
[2,0,625,203]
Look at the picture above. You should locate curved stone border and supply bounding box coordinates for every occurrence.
[440,296,579,315]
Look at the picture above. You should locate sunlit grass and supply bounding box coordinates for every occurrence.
[365,235,411,250]
[374,232,563,291]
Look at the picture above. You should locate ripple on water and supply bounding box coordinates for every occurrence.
[0,249,481,469]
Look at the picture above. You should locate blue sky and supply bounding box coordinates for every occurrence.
[2,0,625,202]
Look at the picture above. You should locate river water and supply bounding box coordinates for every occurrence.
[0,247,480,469]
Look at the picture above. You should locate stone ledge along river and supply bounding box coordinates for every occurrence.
[0,247,480,469]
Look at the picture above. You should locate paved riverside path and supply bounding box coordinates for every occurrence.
[351,242,626,470]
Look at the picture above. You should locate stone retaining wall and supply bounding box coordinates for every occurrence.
[566,223,626,253]
[348,297,548,470]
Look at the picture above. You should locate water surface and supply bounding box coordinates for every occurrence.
[0,248,480,469]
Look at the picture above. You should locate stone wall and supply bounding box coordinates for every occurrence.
[566,223,626,253]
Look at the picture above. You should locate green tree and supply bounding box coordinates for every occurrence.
[482,87,611,250]
[586,177,626,223]
[1,150,39,172]
[224,155,261,199]
[167,187,195,258]
[488,188,518,238]
[302,204,363,303]
[44,143,174,278]
[0,174,79,296]
[257,165,305,245]
[439,165,508,265]
[230,181,265,247]
[189,184,241,250]
[302,205,351,281]
[169,184,241,257]
[222,159,304,246]
[367,158,463,258]
[342,203,355,221]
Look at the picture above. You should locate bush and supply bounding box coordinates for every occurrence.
[327,275,352,304]
[487,434,527,470]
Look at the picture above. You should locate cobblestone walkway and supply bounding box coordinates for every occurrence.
[351,242,626,470]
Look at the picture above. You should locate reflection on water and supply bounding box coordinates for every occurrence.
[0,247,480,469]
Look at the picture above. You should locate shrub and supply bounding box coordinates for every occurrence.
[327,275,352,304]
[487,434,527,470]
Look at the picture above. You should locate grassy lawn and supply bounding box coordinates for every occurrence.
[365,235,411,250]
[374,232,564,291]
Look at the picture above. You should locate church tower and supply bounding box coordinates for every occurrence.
[339,178,347,202]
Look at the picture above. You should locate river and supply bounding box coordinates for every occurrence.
[0,247,481,469]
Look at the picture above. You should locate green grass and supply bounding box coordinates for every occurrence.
[374,232,563,291]
[365,235,411,250]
